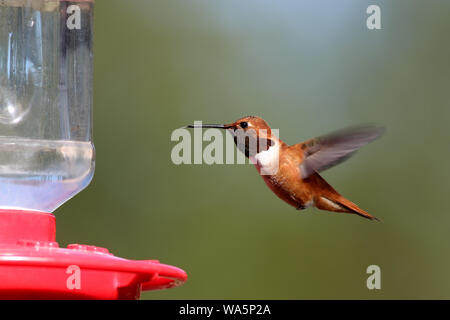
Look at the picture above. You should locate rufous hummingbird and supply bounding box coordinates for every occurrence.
[187,116,384,221]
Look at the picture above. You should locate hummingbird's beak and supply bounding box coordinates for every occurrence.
[185,123,232,129]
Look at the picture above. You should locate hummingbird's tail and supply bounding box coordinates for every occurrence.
[315,194,380,221]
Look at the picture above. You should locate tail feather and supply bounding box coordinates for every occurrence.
[315,195,380,221]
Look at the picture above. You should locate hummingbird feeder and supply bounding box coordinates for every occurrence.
[0,0,186,299]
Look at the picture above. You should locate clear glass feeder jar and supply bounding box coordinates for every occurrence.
[0,0,94,212]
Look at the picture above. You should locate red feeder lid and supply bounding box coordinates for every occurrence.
[0,209,187,299]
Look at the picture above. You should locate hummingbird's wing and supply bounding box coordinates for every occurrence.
[299,124,384,179]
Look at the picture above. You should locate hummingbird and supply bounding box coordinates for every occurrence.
[187,116,384,221]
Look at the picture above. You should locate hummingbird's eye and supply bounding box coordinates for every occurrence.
[240,121,248,129]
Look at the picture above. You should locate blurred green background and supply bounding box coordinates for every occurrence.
[57,0,450,299]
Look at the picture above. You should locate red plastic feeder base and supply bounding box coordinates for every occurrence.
[0,209,187,299]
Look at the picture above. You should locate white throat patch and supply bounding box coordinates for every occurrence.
[250,143,280,175]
